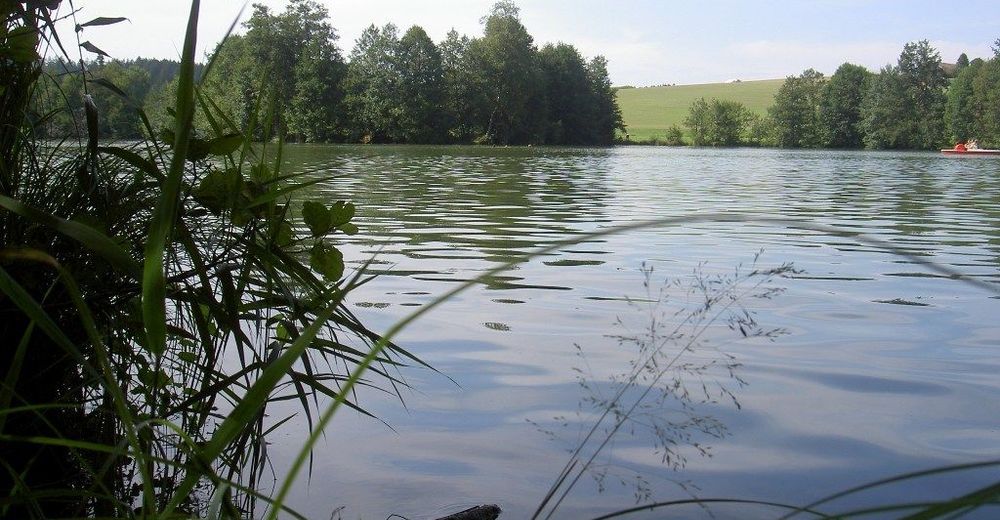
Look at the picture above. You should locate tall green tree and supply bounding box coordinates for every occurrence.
[396,25,446,143]
[945,59,982,142]
[956,52,970,70]
[288,35,348,141]
[684,97,713,146]
[820,63,871,148]
[472,1,543,144]
[440,29,489,142]
[343,23,402,142]
[198,35,257,132]
[684,97,751,146]
[769,68,826,148]
[586,55,624,145]
[213,0,346,140]
[92,62,151,138]
[970,57,1000,147]
[860,65,911,149]
[897,40,947,148]
[538,43,590,144]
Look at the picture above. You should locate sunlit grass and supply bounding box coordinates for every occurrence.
[617,79,783,142]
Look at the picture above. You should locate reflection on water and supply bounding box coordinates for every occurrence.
[529,260,797,517]
[268,146,999,519]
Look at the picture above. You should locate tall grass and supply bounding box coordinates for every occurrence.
[2,2,419,517]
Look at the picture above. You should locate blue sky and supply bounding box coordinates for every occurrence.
[59,0,999,85]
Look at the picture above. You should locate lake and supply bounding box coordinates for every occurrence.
[267,146,999,519]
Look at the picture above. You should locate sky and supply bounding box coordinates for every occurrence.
[54,0,1000,86]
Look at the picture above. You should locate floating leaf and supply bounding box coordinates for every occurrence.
[310,243,344,281]
[329,201,355,226]
[302,201,331,237]
[177,352,198,363]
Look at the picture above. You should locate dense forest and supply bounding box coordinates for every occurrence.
[30,0,623,146]
[677,39,1000,149]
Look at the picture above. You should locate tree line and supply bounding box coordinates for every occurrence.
[31,0,623,146]
[674,40,1000,149]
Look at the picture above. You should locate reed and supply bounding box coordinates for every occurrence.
[2,2,417,517]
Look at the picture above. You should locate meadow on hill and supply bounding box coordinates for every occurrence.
[617,79,783,141]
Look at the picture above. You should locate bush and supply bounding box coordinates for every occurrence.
[663,125,685,146]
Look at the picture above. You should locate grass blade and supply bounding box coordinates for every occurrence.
[141,0,200,356]
[0,194,141,278]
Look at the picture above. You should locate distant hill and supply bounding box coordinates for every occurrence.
[616,79,784,141]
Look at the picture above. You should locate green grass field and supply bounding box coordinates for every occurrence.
[616,79,784,142]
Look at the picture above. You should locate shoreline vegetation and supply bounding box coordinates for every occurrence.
[31,14,1000,152]
[2,0,999,518]
[617,41,1000,150]
[31,0,623,147]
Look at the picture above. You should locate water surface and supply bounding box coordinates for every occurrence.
[269,146,999,519]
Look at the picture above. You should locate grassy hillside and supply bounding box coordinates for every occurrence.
[617,79,784,142]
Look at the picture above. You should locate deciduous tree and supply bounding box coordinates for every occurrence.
[821,63,871,148]
[769,69,826,148]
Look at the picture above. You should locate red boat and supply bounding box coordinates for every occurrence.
[940,148,1000,156]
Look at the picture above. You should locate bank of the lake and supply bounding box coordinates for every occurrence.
[268,146,998,519]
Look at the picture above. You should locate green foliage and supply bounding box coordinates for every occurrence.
[205,0,347,142]
[769,69,827,147]
[473,2,544,144]
[969,58,1000,147]
[396,26,447,143]
[309,242,345,281]
[334,1,620,146]
[344,23,403,142]
[440,29,488,142]
[302,200,355,237]
[663,124,685,146]
[586,56,625,145]
[288,35,348,142]
[22,1,623,147]
[821,63,871,148]
[617,79,782,142]
[1,3,413,517]
[536,43,624,145]
[684,97,712,145]
[897,40,947,148]
[860,65,911,149]
[538,43,590,144]
[744,113,777,147]
[957,52,970,70]
[945,59,982,142]
[861,41,948,149]
[684,97,753,146]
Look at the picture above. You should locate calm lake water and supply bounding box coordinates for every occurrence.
[269,146,999,519]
